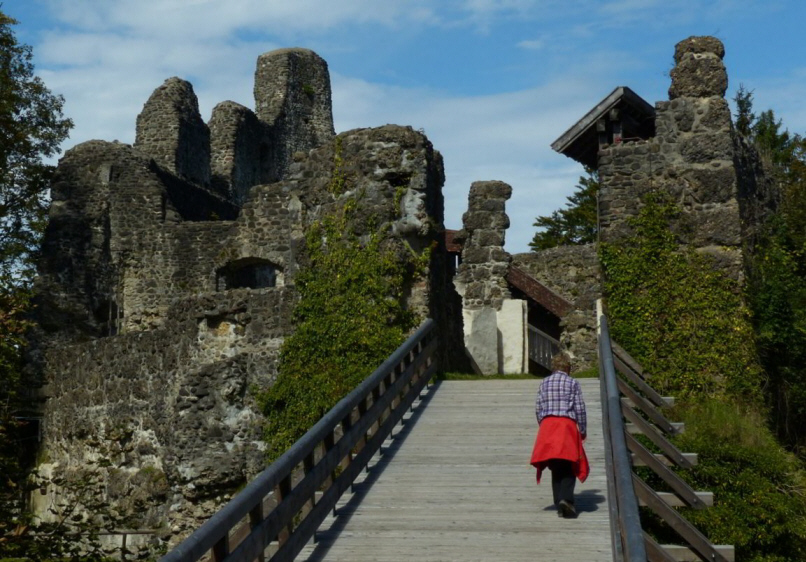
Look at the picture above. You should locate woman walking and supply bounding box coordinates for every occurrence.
[530,352,589,518]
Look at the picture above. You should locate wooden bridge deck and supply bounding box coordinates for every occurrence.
[298,379,612,562]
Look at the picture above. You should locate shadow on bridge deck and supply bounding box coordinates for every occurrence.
[298,379,612,562]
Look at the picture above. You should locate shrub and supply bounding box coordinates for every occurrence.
[672,399,806,561]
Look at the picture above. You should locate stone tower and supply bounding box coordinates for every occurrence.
[135,77,211,187]
[597,36,774,279]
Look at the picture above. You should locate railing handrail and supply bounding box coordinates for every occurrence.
[527,324,561,346]
[597,307,647,562]
[161,319,437,562]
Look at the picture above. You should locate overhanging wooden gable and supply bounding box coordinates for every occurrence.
[551,86,655,169]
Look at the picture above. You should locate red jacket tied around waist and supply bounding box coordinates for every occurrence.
[531,415,589,484]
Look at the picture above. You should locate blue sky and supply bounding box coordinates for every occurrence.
[5,0,806,253]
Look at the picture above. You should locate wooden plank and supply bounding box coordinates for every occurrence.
[626,433,707,510]
[626,422,684,434]
[660,544,735,562]
[638,492,712,508]
[610,342,646,378]
[297,379,613,562]
[614,355,668,408]
[621,404,694,470]
[633,477,729,562]
[631,453,697,467]
[618,382,678,435]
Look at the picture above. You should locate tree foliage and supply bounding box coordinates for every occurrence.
[0,9,72,557]
[735,87,806,453]
[529,168,598,251]
[0,11,72,286]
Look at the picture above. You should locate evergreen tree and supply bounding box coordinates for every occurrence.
[529,168,599,251]
[736,87,806,453]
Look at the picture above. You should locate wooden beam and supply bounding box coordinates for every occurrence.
[626,422,684,435]
[631,452,697,467]
[660,544,735,562]
[638,491,713,508]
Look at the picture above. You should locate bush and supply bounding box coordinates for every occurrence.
[671,399,806,561]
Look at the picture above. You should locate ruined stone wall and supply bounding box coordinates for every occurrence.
[255,48,335,183]
[33,110,460,546]
[512,245,600,371]
[598,36,750,279]
[135,78,211,188]
[209,101,265,205]
[453,181,512,310]
[33,288,293,541]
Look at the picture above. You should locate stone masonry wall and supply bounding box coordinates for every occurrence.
[209,101,265,205]
[453,180,513,310]
[512,245,600,371]
[598,36,747,279]
[33,289,293,540]
[255,48,335,183]
[135,78,211,188]
[33,110,458,547]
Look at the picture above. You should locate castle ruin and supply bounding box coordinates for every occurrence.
[25,36,775,552]
[28,47,463,549]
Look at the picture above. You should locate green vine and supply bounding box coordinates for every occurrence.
[258,154,428,459]
[599,192,762,400]
[328,136,347,195]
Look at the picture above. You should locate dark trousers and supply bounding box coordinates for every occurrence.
[547,459,575,506]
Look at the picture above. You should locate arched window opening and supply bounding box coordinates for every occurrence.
[216,258,281,291]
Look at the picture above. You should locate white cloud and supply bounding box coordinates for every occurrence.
[517,39,545,51]
[42,0,440,39]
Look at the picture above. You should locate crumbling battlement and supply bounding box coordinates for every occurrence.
[453,180,513,310]
[31,46,461,547]
[598,36,776,280]
[134,48,334,206]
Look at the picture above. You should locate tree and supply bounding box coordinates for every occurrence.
[0,9,72,555]
[529,168,599,251]
[733,84,755,137]
[735,87,806,453]
[0,10,72,287]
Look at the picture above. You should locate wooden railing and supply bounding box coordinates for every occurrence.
[160,319,438,562]
[528,324,560,370]
[598,306,734,562]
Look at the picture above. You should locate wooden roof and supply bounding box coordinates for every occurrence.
[551,86,655,169]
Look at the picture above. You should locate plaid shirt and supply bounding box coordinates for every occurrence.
[536,371,587,436]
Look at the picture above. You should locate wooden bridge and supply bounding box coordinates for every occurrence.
[297,378,610,561]
[161,315,734,562]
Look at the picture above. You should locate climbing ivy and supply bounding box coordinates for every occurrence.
[258,149,426,459]
[599,192,762,400]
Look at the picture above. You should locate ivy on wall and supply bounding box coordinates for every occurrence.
[600,192,806,559]
[258,143,427,460]
[600,192,762,400]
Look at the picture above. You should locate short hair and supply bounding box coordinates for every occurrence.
[551,352,572,374]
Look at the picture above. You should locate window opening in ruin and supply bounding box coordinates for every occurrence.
[93,299,121,337]
[216,258,280,291]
